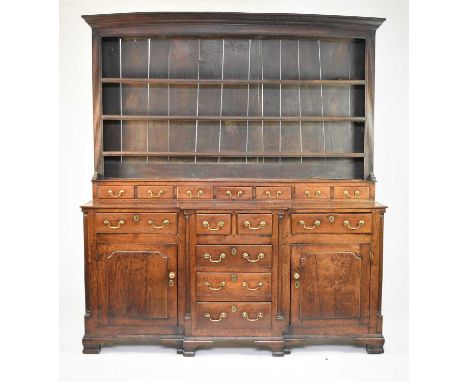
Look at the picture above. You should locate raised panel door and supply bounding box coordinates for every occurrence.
[291,243,371,328]
[96,242,177,327]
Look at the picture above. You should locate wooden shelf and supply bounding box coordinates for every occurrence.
[102,115,366,122]
[103,151,365,158]
[101,78,366,86]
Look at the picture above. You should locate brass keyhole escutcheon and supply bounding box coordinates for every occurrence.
[168,272,176,287]
[293,272,300,288]
[133,214,140,222]
[231,247,237,256]
[328,215,335,223]
[231,305,237,313]
[231,274,237,282]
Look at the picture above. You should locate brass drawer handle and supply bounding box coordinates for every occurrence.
[204,312,227,322]
[343,220,365,230]
[298,220,321,230]
[243,220,266,230]
[204,281,226,291]
[202,220,225,231]
[343,190,360,198]
[187,190,204,198]
[265,190,282,199]
[241,312,264,322]
[204,252,226,263]
[107,189,125,198]
[226,190,244,198]
[242,281,264,291]
[147,219,170,229]
[103,219,125,229]
[242,252,265,263]
[304,190,322,198]
[147,189,165,198]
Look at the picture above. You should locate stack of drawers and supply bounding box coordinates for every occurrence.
[97,183,372,201]
[193,212,274,336]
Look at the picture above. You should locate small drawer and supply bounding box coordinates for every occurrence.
[215,187,253,200]
[196,214,231,235]
[196,302,271,330]
[295,184,331,199]
[137,185,174,199]
[291,213,372,234]
[237,214,273,235]
[95,213,178,234]
[177,185,213,199]
[197,272,271,301]
[196,245,272,268]
[256,186,292,200]
[97,185,134,199]
[334,186,370,200]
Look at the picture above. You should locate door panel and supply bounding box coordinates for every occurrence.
[97,242,177,327]
[291,244,370,327]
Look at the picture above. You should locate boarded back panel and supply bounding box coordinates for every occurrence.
[199,39,223,79]
[101,38,120,78]
[121,38,148,78]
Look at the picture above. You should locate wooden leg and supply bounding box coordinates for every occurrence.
[176,347,184,354]
[82,343,101,354]
[284,347,291,355]
[182,341,197,357]
[366,343,384,354]
[270,342,286,357]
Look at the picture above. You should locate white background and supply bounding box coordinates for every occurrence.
[58,1,408,381]
[7,0,468,381]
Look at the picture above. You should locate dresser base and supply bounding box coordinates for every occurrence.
[82,334,384,356]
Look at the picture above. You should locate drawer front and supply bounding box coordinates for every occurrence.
[197,272,271,301]
[98,185,135,199]
[256,186,292,200]
[196,245,272,268]
[196,214,232,235]
[215,186,253,200]
[177,185,213,199]
[237,214,273,235]
[196,302,272,330]
[291,213,372,234]
[333,186,370,200]
[137,185,174,199]
[295,184,331,200]
[95,213,178,234]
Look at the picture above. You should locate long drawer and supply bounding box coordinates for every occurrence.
[196,245,272,268]
[196,272,271,301]
[196,302,271,330]
[291,213,372,234]
[95,213,178,234]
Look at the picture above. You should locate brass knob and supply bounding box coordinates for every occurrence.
[293,272,300,280]
[169,272,176,279]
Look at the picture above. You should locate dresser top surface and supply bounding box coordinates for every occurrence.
[81,199,386,211]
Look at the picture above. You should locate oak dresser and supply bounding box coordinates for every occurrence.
[81,12,386,356]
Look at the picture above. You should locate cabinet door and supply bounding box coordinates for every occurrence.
[96,243,177,327]
[291,244,371,327]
